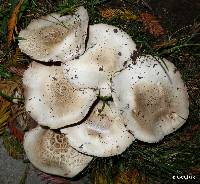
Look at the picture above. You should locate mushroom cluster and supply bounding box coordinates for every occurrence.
[19,7,189,178]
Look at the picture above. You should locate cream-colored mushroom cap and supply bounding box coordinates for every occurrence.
[112,55,189,143]
[23,61,97,129]
[18,6,88,62]
[24,126,93,178]
[63,24,137,96]
[61,101,134,157]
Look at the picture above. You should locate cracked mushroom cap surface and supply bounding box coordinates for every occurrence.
[112,55,189,143]
[23,61,97,129]
[18,6,88,62]
[63,23,137,96]
[61,101,134,157]
[24,126,93,178]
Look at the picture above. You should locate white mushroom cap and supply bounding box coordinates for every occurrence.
[112,55,189,143]
[63,23,137,96]
[24,126,93,178]
[23,61,97,129]
[61,101,134,157]
[18,6,88,62]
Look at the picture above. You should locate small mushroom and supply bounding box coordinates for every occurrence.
[61,101,134,157]
[23,61,97,129]
[112,55,189,143]
[18,6,88,62]
[24,126,93,178]
[63,23,137,96]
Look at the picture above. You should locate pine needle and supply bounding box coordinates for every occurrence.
[19,164,30,184]
[7,0,25,44]
[2,130,24,159]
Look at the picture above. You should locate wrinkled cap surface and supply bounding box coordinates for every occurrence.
[23,61,97,129]
[24,126,93,178]
[61,101,134,157]
[63,23,137,96]
[18,6,88,62]
[112,55,189,143]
